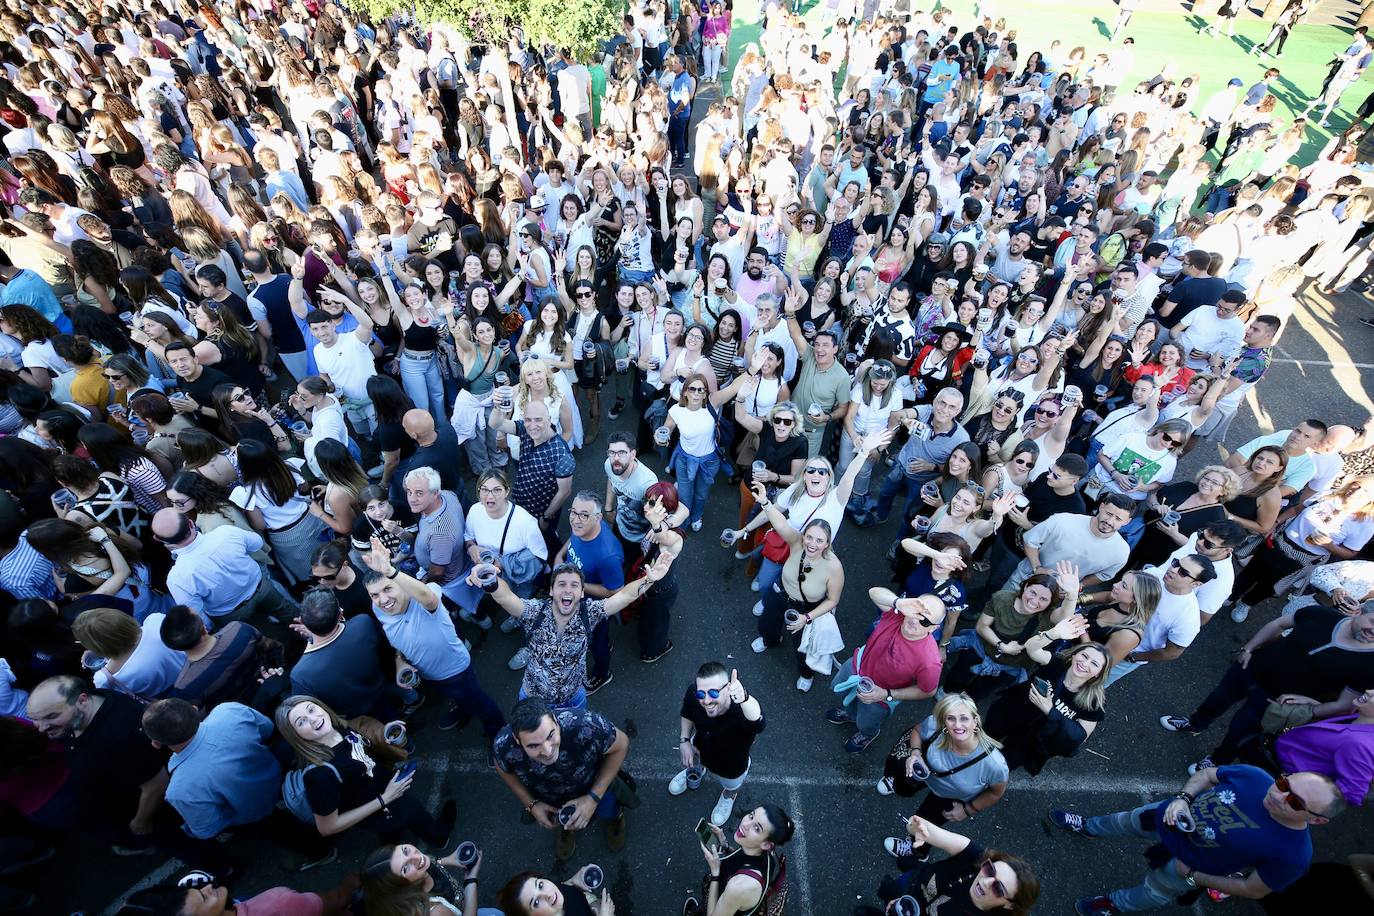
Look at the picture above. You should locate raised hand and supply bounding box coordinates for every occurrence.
[362,535,395,576]
[726,668,747,703]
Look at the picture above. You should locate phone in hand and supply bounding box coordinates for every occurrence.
[395,760,420,781]
[695,816,717,849]
[1033,677,1051,696]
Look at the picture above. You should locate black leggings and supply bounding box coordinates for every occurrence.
[1231,536,1312,606]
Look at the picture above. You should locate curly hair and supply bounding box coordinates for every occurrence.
[0,304,57,343]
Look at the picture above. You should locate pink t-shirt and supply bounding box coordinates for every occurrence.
[858,610,943,694]
[236,889,324,916]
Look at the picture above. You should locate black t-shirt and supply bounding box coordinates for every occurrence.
[289,617,388,719]
[756,434,809,479]
[404,426,464,493]
[303,734,390,817]
[1160,276,1228,329]
[376,419,418,462]
[1248,607,1374,701]
[680,687,765,780]
[174,365,233,414]
[906,840,988,916]
[984,657,1105,745]
[332,567,375,619]
[997,475,1084,551]
[65,692,169,818]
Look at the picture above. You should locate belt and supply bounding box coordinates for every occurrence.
[402,349,435,359]
[266,510,313,534]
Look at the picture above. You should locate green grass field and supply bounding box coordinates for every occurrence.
[718,0,1370,164]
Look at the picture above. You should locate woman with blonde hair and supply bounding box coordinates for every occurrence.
[877,692,1009,833]
[1075,570,1160,664]
[1130,465,1239,565]
[985,642,1112,775]
[275,695,453,845]
[506,357,575,458]
[85,109,148,174]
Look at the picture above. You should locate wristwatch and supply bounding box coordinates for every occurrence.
[1182,868,1198,888]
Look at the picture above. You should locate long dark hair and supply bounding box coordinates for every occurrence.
[78,423,159,476]
[236,438,300,505]
[366,375,413,425]
[167,470,233,515]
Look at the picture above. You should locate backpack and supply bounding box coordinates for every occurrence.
[281,762,340,822]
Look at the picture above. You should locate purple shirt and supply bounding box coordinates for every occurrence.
[1276,715,1374,806]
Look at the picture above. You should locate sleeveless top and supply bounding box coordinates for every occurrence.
[715,846,776,916]
[403,320,439,354]
[1082,603,1144,646]
[742,375,782,419]
[73,475,149,542]
[464,345,500,396]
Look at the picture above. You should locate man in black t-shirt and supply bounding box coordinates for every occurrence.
[26,677,170,853]
[979,454,1087,605]
[290,589,396,721]
[1159,605,1374,767]
[673,661,766,827]
[161,341,233,433]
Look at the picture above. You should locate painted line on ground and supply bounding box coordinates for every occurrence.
[102,749,1180,915]
[786,782,815,916]
[1270,357,1374,369]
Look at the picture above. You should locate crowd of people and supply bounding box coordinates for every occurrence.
[1,0,1373,914]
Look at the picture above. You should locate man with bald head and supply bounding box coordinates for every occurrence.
[153,507,298,627]
[490,398,576,554]
[402,407,464,495]
[26,676,169,853]
[1293,424,1364,507]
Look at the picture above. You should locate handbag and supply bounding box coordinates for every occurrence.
[1260,699,1316,735]
[497,506,545,587]
[885,726,991,784]
[609,768,641,809]
[761,502,822,565]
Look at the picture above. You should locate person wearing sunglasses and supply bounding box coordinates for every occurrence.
[879,815,1038,916]
[672,662,764,827]
[1086,418,1191,504]
[729,399,806,559]
[826,588,944,753]
[660,372,723,532]
[1128,467,1239,567]
[1052,766,1343,914]
[1107,554,1217,686]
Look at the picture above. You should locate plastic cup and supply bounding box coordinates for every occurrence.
[655,426,671,446]
[803,321,816,336]
[495,371,510,386]
[857,676,875,695]
[908,419,928,439]
[558,803,578,827]
[973,349,989,368]
[921,482,940,499]
[784,609,802,626]
[1162,510,1181,527]
[583,341,596,358]
[891,894,922,916]
[473,563,500,593]
[973,263,988,279]
[649,356,661,370]
[1013,494,1030,510]
[752,460,768,480]
[719,529,738,548]
[582,864,604,892]
[685,767,705,789]
[384,722,407,746]
[909,758,931,780]
[913,516,932,534]
[732,356,747,370]
[1094,384,1110,401]
[808,402,823,420]
[398,667,420,688]
[479,548,497,565]
[616,357,630,372]
[1124,474,1140,490]
[81,650,107,671]
[1063,385,1082,405]
[130,427,150,445]
[498,339,511,353]
[52,487,76,511]
[455,841,479,868]
[845,353,858,368]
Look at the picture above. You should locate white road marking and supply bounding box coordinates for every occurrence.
[1270,357,1374,369]
[786,782,815,916]
[100,751,1180,914]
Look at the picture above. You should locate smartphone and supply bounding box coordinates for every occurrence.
[1033,677,1051,696]
[395,760,420,781]
[695,816,716,848]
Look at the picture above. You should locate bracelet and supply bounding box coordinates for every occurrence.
[963,800,976,817]
[463,878,479,887]
[1176,791,1195,803]
[524,800,536,813]
[680,737,692,744]
[386,568,399,579]
[588,789,603,803]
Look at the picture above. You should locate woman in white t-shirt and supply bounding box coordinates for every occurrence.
[839,360,904,511]
[231,439,331,584]
[1089,418,1189,504]
[292,376,354,479]
[464,469,547,599]
[0,305,65,392]
[73,607,184,701]
[663,373,721,532]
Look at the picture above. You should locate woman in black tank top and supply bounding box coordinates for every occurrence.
[685,803,795,916]
[1077,570,1159,663]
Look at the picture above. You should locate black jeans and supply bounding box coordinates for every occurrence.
[1187,662,1271,763]
[757,585,820,677]
[1231,537,1307,606]
[638,576,679,657]
[163,808,333,876]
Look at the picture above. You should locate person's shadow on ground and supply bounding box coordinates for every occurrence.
[1090,16,1113,40]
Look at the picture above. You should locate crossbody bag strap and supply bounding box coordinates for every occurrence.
[498,505,516,556]
[929,747,992,779]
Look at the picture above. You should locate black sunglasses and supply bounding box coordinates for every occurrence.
[980,860,1009,899]
[804,466,830,475]
[773,417,795,426]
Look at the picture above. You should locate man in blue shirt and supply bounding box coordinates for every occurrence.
[142,698,333,873]
[922,45,961,107]
[667,55,694,168]
[557,491,626,694]
[1050,764,1341,914]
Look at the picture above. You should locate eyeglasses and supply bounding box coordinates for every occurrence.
[568,509,594,520]
[102,372,125,380]
[686,386,706,394]
[695,688,725,700]
[478,486,507,496]
[1273,775,1311,813]
[980,861,1010,900]
[168,496,194,509]
[1035,407,1060,418]
[994,402,1017,413]
[773,417,795,426]
[231,390,252,402]
[804,466,831,476]
[518,231,531,238]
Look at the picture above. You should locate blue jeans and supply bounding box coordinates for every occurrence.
[519,685,588,710]
[618,267,656,286]
[672,448,720,526]
[1084,802,1192,910]
[399,352,447,421]
[748,550,784,596]
[872,463,937,520]
[830,657,895,737]
[429,666,506,737]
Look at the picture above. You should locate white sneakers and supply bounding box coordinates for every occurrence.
[710,791,736,827]
[752,601,764,617]
[796,676,813,692]
[1230,602,1251,623]
[500,616,520,634]
[876,775,895,796]
[507,647,529,670]
[751,637,767,654]
[668,768,690,796]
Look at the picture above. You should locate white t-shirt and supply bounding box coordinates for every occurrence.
[1167,534,1234,619]
[850,384,904,437]
[464,503,548,560]
[1136,565,1201,655]
[1174,308,1245,371]
[1306,451,1345,497]
[313,335,376,401]
[231,475,312,530]
[1095,430,1177,500]
[670,404,717,458]
[770,484,846,544]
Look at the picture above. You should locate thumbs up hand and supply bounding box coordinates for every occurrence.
[726,669,747,704]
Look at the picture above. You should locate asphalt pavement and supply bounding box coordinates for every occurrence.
[47,284,1374,915]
